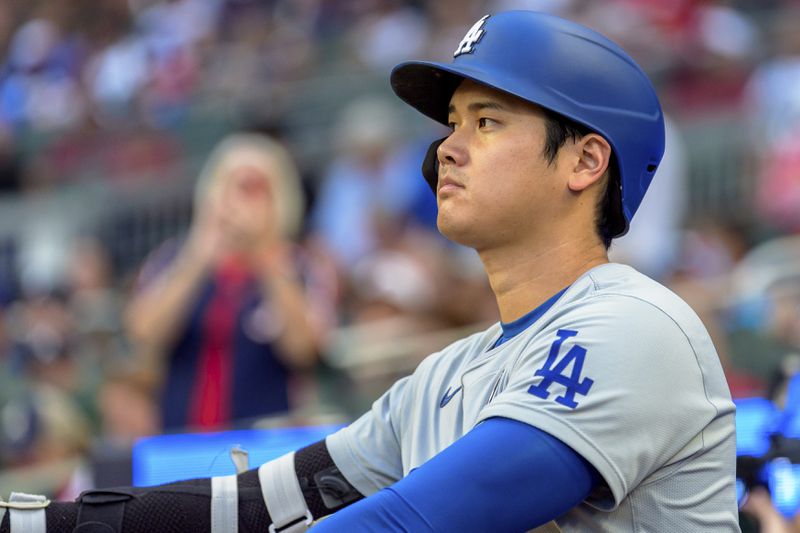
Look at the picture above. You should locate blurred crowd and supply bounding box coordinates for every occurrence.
[0,0,799,529]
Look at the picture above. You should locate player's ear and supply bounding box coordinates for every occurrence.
[567,134,611,192]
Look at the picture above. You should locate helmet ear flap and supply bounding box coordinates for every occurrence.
[422,137,447,192]
[605,169,627,239]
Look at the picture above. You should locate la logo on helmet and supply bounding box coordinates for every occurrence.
[454,15,490,57]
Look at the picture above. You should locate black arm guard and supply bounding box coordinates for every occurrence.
[0,440,363,533]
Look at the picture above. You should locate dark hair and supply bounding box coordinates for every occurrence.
[540,109,623,248]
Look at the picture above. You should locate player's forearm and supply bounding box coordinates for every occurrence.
[0,472,265,533]
[0,440,363,533]
[125,248,211,352]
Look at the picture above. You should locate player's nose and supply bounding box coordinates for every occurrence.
[437,130,468,169]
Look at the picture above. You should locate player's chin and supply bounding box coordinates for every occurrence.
[436,212,478,247]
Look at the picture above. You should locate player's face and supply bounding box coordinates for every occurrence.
[436,80,562,251]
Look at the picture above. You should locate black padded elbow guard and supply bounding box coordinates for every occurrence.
[0,440,363,533]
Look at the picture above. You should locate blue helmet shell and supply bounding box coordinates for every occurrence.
[390,10,665,237]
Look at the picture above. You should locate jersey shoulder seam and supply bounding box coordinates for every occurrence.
[582,290,720,431]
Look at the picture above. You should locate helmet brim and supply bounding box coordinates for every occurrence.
[391,61,502,127]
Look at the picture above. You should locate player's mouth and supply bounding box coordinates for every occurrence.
[438,176,465,197]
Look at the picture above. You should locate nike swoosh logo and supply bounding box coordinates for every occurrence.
[439,385,463,408]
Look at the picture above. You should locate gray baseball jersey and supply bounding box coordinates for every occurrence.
[326,263,739,532]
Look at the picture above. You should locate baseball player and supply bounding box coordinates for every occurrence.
[0,11,738,533]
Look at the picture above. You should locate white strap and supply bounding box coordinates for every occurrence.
[9,492,47,533]
[259,452,313,533]
[211,474,239,533]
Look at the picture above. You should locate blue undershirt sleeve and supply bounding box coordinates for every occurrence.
[311,417,600,532]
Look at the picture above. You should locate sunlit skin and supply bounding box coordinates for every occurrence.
[437,80,613,322]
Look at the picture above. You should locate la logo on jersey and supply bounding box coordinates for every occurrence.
[528,329,594,409]
[454,15,490,57]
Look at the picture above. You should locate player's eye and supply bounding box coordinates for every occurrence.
[447,121,457,131]
[478,117,496,128]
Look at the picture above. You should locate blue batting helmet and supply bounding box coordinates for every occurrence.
[390,11,665,237]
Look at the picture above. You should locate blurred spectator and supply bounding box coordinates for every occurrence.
[344,0,428,69]
[125,133,321,431]
[200,0,317,117]
[0,125,22,194]
[742,487,800,532]
[611,116,688,280]
[132,0,219,127]
[0,384,91,470]
[14,160,91,295]
[724,236,800,391]
[96,363,160,449]
[669,0,758,112]
[65,237,127,366]
[0,382,95,501]
[310,96,421,269]
[755,134,800,233]
[667,219,759,395]
[0,7,88,132]
[745,9,800,232]
[0,306,19,402]
[744,9,800,150]
[7,292,82,395]
[674,218,750,281]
